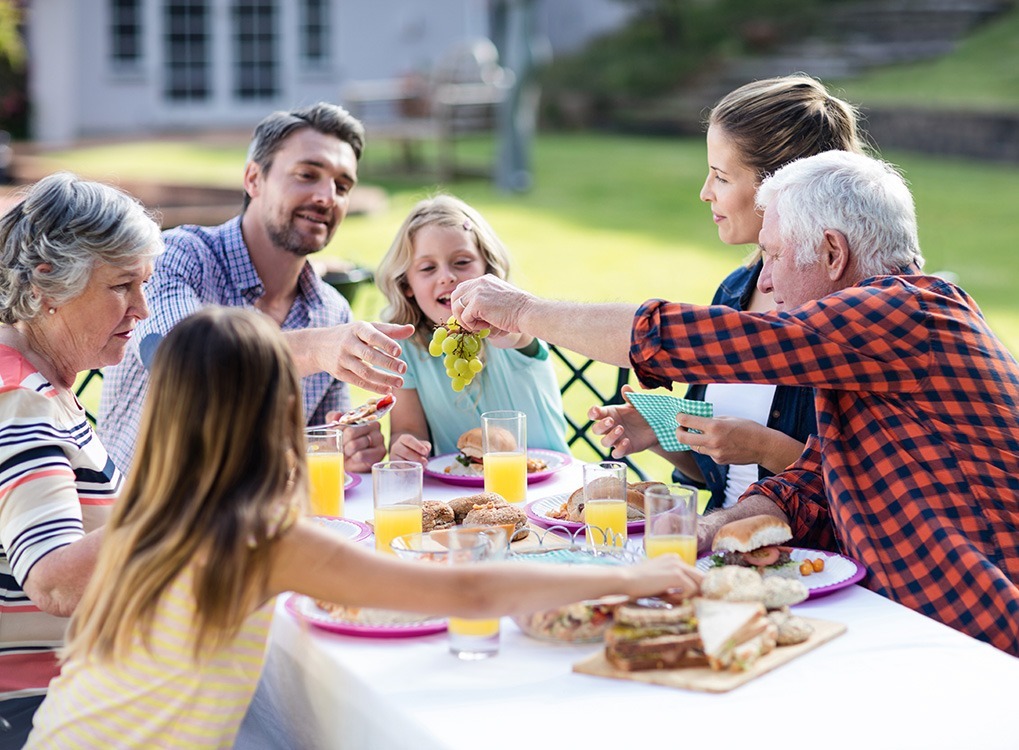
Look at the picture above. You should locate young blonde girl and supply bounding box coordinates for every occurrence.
[377,194,569,464]
[26,307,698,748]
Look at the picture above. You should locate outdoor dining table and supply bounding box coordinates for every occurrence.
[240,460,1019,750]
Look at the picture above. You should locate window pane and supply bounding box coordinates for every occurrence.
[232,1,278,99]
[299,0,329,66]
[110,0,142,65]
[163,0,210,101]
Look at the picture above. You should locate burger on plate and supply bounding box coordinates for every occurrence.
[443,427,548,476]
[709,515,799,579]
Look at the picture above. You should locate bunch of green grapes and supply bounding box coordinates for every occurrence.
[427,317,491,392]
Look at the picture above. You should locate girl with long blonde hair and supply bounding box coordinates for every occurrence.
[377,194,568,464]
[26,306,699,748]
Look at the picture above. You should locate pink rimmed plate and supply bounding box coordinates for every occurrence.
[524,493,645,535]
[284,594,447,638]
[424,449,571,487]
[696,547,866,599]
[344,472,361,491]
[311,516,371,543]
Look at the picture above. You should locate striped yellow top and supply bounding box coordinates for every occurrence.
[25,568,274,749]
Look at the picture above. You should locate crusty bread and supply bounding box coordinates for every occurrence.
[767,608,814,646]
[448,492,506,524]
[762,575,809,609]
[700,565,767,603]
[711,515,791,553]
[421,500,455,532]
[462,502,528,541]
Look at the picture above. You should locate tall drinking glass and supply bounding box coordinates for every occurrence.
[305,427,344,517]
[372,461,423,554]
[445,525,506,660]
[582,461,628,547]
[482,410,527,503]
[643,484,698,563]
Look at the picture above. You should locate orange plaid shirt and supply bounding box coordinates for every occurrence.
[631,275,1019,656]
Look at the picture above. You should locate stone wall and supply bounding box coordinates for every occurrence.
[863,107,1019,164]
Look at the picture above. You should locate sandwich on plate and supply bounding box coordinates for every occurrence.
[603,599,705,671]
[709,515,800,578]
[694,597,777,672]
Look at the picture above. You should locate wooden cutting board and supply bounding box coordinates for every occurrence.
[572,617,846,693]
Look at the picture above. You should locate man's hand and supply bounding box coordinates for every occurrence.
[333,421,387,473]
[293,322,414,393]
[451,275,532,335]
[696,495,789,554]
[588,385,658,458]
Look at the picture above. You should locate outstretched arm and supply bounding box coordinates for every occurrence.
[452,275,638,368]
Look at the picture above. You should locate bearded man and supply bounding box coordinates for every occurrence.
[99,103,412,474]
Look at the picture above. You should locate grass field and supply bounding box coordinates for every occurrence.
[46,131,1019,481]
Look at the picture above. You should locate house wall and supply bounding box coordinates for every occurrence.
[26,0,629,146]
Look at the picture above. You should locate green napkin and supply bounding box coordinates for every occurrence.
[624,392,713,452]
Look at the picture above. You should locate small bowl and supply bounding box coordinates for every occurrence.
[391,527,508,562]
[509,545,638,643]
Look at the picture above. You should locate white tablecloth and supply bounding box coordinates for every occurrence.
[238,464,1019,750]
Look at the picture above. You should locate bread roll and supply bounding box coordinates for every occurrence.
[422,500,455,532]
[462,502,528,541]
[448,492,506,524]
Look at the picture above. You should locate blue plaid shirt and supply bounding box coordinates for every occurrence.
[98,217,351,474]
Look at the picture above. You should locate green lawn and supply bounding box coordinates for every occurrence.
[48,132,1019,481]
[834,7,1019,112]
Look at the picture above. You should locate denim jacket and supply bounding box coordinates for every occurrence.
[673,261,817,511]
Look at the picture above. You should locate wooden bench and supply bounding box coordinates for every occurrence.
[342,38,514,181]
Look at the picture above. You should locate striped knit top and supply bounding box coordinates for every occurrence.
[25,568,275,748]
[0,345,119,703]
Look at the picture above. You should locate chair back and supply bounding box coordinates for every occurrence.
[549,345,648,481]
[74,368,104,426]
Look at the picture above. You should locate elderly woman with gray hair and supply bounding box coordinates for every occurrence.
[0,172,162,746]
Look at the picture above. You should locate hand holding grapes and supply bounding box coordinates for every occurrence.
[428,317,491,392]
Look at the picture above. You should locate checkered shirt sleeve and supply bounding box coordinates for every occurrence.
[630,275,1019,655]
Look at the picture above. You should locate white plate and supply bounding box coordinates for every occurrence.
[697,547,866,599]
[524,493,645,535]
[311,516,372,543]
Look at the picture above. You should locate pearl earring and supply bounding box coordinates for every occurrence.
[48,307,56,315]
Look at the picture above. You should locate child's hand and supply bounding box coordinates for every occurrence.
[389,434,432,466]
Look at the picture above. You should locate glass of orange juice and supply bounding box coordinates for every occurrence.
[372,461,423,554]
[582,461,628,548]
[481,410,527,503]
[305,427,344,517]
[643,484,698,564]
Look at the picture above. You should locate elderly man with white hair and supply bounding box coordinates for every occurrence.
[451,150,1019,656]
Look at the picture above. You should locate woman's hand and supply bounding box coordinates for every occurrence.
[389,433,432,466]
[625,554,703,601]
[676,414,804,472]
[587,386,658,458]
